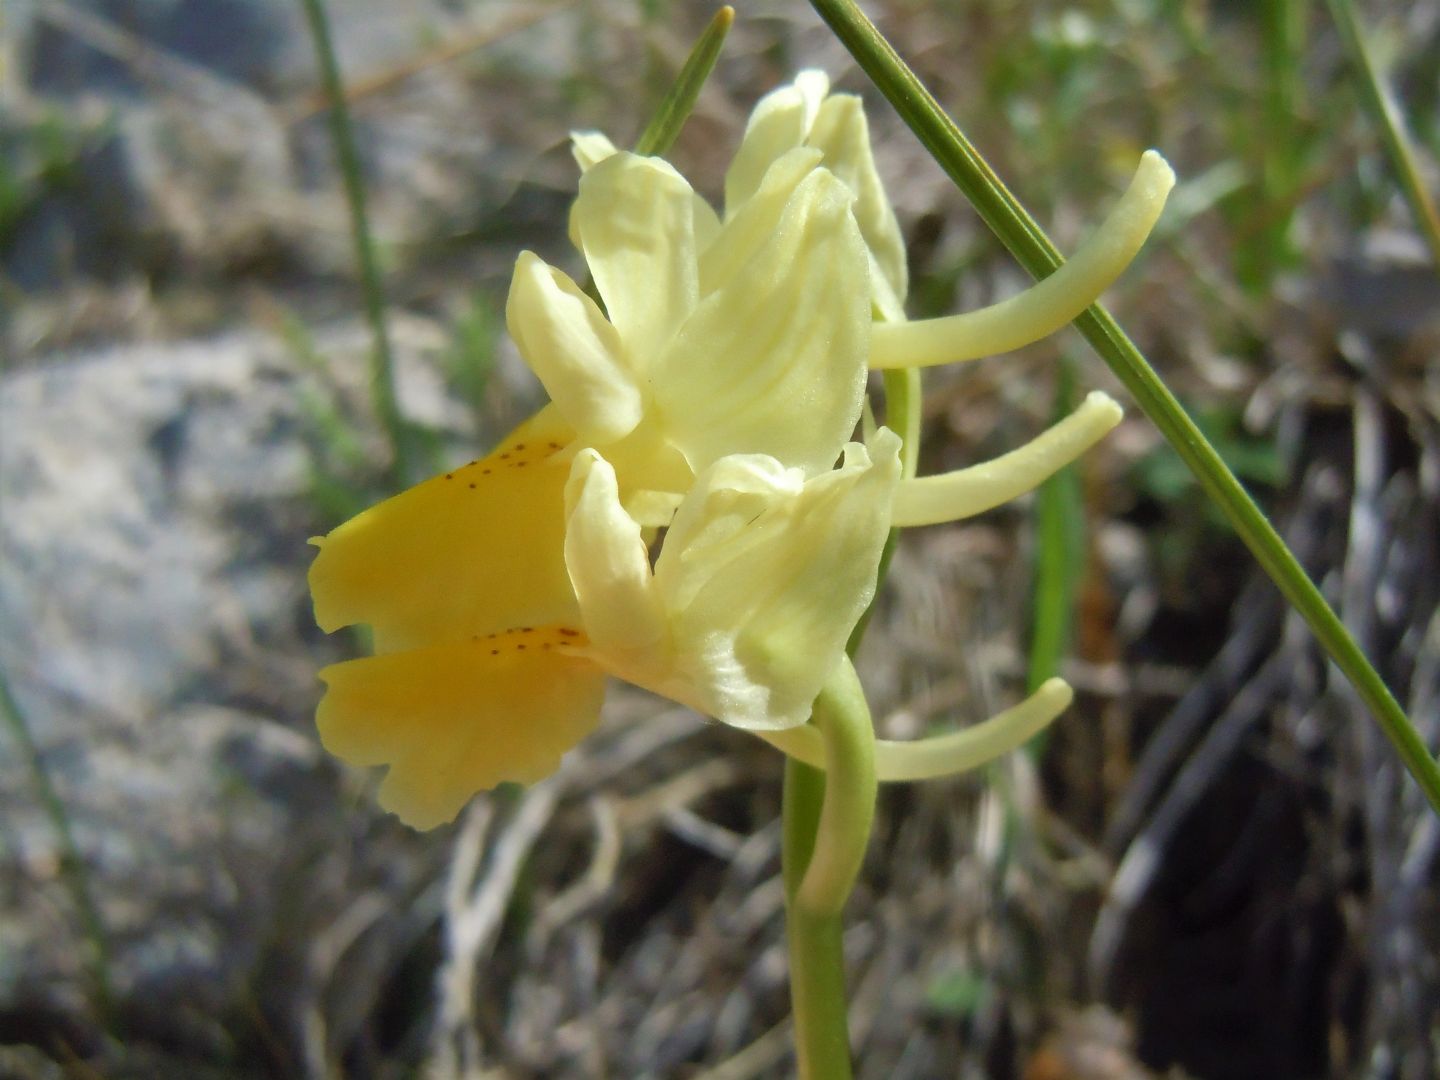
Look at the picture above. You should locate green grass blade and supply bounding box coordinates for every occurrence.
[0,667,113,1024]
[1027,360,1083,695]
[298,0,416,486]
[1325,0,1440,272]
[809,0,1440,818]
[633,6,735,156]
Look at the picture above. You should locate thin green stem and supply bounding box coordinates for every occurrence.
[1028,359,1082,694]
[809,0,1440,819]
[0,668,112,1024]
[781,663,876,1078]
[633,6,734,157]
[1325,0,1440,272]
[782,758,854,1080]
[298,0,415,486]
[846,352,922,655]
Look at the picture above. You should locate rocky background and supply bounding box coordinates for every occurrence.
[2,1,1439,1078]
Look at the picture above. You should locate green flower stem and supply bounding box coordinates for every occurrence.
[777,676,864,1080]
[633,6,734,157]
[780,343,910,1074]
[885,367,923,480]
[796,659,877,915]
[298,0,415,486]
[782,660,879,1079]
[1325,0,1440,272]
[782,756,852,1080]
[809,0,1440,819]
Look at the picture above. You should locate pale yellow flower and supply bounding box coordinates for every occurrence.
[318,431,901,828]
[309,72,1177,830]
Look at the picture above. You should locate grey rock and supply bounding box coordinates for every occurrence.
[0,328,453,1068]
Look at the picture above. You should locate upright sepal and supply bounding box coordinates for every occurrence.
[506,251,643,444]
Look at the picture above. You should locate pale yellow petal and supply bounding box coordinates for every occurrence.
[807,93,908,315]
[506,251,642,443]
[700,147,822,297]
[692,193,722,255]
[723,70,829,214]
[308,407,579,653]
[573,152,698,370]
[317,628,605,829]
[563,450,666,652]
[654,166,871,477]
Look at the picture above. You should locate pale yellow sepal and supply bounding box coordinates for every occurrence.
[573,153,698,371]
[564,450,667,652]
[872,151,1175,368]
[570,130,722,255]
[506,251,642,444]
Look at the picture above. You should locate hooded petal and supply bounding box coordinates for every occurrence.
[650,429,902,730]
[723,69,830,214]
[506,251,643,443]
[563,449,666,652]
[573,152,699,372]
[806,93,909,320]
[699,147,823,298]
[653,164,871,477]
[317,629,605,829]
[308,407,579,653]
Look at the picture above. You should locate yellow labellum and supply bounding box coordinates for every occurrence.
[317,626,604,829]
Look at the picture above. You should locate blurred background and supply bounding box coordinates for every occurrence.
[2,1,1438,1077]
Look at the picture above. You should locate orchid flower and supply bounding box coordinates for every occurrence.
[308,72,1176,830]
[317,431,900,829]
[310,145,870,649]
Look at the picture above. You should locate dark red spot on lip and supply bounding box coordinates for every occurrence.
[468,482,476,489]
[515,443,526,451]
[520,627,534,633]
[490,649,499,656]
[499,453,511,460]
[558,628,580,637]
[445,473,453,480]
[516,644,526,651]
